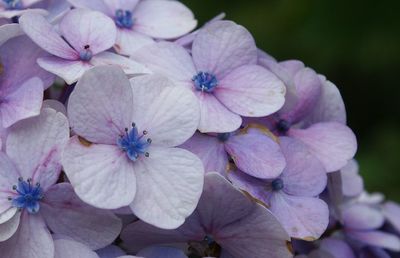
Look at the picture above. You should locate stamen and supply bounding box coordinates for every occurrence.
[3,0,23,10]
[192,72,218,93]
[217,133,231,142]
[276,119,291,134]
[11,178,43,214]
[117,122,151,162]
[271,178,284,191]
[79,47,93,62]
[115,9,134,29]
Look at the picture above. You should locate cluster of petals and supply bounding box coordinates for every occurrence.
[0,1,398,258]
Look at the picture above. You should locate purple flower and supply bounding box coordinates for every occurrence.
[255,60,357,172]
[132,20,286,133]
[228,136,329,240]
[19,8,149,84]
[341,203,400,252]
[0,24,54,128]
[67,0,197,56]
[0,107,122,258]
[181,127,286,178]
[62,66,204,229]
[121,173,293,258]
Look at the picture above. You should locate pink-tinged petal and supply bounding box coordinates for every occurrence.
[279,67,322,123]
[131,41,196,84]
[67,66,133,144]
[279,137,327,196]
[133,0,196,39]
[196,92,242,133]
[341,159,363,197]
[180,132,228,175]
[346,230,400,252]
[104,0,139,12]
[67,0,112,15]
[114,29,155,56]
[37,56,91,85]
[0,152,20,214]
[60,9,116,54]
[258,49,276,64]
[342,203,384,230]
[0,24,22,45]
[269,193,329,240]
[62,136,136,209]
[128,74,174,130]
[19,12,78,59]
[319,237,356,258]
[217,204,292,258]
[130,75,199,147]
[0,36,55,90]
[6,108,69,191]
[225,128,286,179]
[54,239,99,258]
[0,212,54,258]
[97,245,125,258]
[216,65,285,117]
[288,122,357,172]
[90,51,150,75]
[0,210,20,241]
[383,201,400,233]
[304,75,346,125]
[192,20,257,78]
[0,77,43,128]
[42,183,122,249]
[137,246,187,258]
[130,147,204,229]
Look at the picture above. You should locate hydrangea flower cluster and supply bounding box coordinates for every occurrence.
[0,1,398,258]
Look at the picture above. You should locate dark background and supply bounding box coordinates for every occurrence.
[181,0,400,201]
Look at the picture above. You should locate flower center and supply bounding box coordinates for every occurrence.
[115,9,134,29]
[3,0,23,10]
[217,133,231,142]
[276,119,291,134]
[79,45,92,61]
[271,178,284,191]
[188,235,221,257]
[192,72,218,93]
[9,178,43,214]
[117,123,151,162]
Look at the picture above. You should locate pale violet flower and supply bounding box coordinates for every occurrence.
[62,66,204,229]
[132,20,286,133]
[67,0,197,56]
[228,136,329,240]
[0,24,54,128]
[121,173,293,258]
[19,8,149,84]
[0,107,122,258]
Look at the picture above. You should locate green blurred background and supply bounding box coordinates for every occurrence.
[181,0,400,201]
